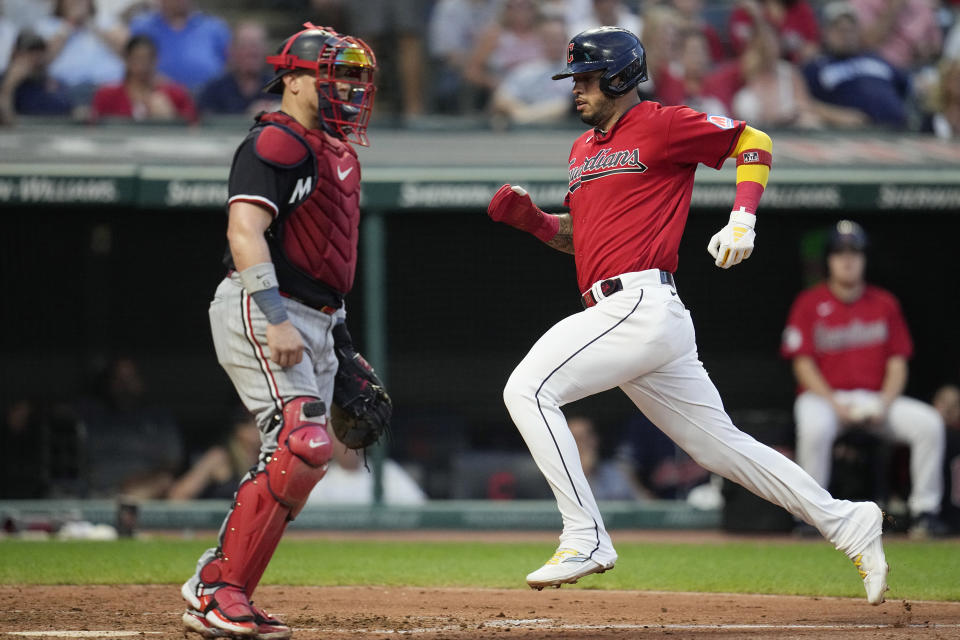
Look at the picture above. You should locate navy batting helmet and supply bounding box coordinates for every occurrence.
[552,27,647,97]
[263,23,376,145]
[826,219,868,254]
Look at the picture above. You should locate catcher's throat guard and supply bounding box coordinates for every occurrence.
[199,397,331,597]
[264,22,376,146]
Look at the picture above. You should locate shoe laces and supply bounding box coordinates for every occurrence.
[545,548,582,565]
[852,554,867,580]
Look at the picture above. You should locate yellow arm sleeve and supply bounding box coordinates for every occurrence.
[731,125,772,188]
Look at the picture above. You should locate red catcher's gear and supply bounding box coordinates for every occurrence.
[199,398,332,597]
[259,110,362,296]
[263,22,376,146]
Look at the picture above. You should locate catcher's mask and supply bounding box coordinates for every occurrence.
[552,26,647,97]
[263,22,376,146]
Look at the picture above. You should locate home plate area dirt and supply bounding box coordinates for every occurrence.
[2,586,960,639]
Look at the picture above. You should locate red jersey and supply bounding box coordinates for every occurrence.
[91,82,197,123]
[780,283,913,392]
[565,101,744,292]
[728,1,820,63]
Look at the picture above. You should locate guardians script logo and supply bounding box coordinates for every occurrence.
[569,147,647,192]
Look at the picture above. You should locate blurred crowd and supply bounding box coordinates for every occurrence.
[1,0,960,137]
[3,352,957,536]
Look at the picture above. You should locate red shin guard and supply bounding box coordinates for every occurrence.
[200,398,332,596]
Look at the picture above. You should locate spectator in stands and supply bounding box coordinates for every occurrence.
[654,28,737,113]
[728,0,820,64]
[669,0,726,62]
[0,30,74,125]
[640,3,684,98]
[167,409,261,500]
[568,415,641,501]
[196,21,278,117]
[566,0,643,39]
[490,17,572,126]
[848,0,941,72]
[3,0,48,28]
[34,0,127,102]
[128,0,229,91]
[1,399,49,498]
[924,57,960,139]
[345,0,428,120]
[616,412,710,500]
[781,220,947,539]
[76,355,184,499]
[304,426,427,505]
[464,0,543,104]
[0,1,18,75]
[944,7,960,61]
[934,384,960,431]
[802,2,909,128]
[428,0,498,113]
[932,383,960,532]
[732,19,822,128]
[95,0,152,26]
[91,34,196,123]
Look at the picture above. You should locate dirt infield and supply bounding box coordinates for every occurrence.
[3,584,960,639]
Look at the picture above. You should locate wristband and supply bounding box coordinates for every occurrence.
[250,288,289,325]
[239,262,279,293]
[532,212,560,243]
[732,181,764,217]
[240,263,289,324]
[730,209,757,228]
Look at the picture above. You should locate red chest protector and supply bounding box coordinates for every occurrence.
[257,111,361,296]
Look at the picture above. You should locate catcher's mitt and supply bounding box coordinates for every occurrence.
[331,322,392,449]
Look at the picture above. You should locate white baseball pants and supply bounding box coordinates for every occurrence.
[794,390,945,516]
[503,269,880,563]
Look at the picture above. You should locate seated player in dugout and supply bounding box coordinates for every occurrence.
[487,27,889,606]
[178,23,388,640]
[782,221,947,539]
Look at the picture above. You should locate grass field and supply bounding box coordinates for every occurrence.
[1,537,958,602]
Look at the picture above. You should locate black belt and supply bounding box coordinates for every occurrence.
[581,271,675,309]
[228,269,341,315]
[279,291,339,315]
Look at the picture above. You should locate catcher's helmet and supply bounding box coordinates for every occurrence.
[826,219,868,254]
[552,27,647,97]
[263,23,376,146]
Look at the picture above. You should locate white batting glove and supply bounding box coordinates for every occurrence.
[707,210,756,269]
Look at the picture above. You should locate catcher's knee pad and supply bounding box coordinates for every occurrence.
[199,398,331,594]
[266,397,332,514]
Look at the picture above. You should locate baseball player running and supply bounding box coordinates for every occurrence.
[179,24,378,639]
[487,27,888,604]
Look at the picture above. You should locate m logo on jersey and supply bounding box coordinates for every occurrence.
[568,147,647,192]
[289,177,312,203]
[707,114,735,129]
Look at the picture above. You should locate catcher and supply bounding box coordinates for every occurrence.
[179,23,390,639]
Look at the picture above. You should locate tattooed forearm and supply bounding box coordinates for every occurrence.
[545,213,574,254]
